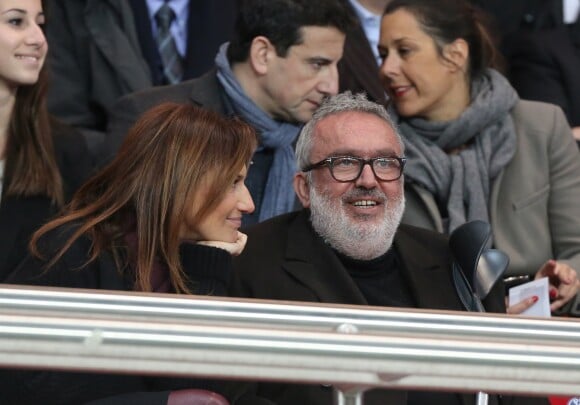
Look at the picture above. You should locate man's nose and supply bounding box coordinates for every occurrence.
[354,163,378,188]
[318,65,339,95]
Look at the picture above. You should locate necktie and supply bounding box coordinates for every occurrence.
[154,3,183,84]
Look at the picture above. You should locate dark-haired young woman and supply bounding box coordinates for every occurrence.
[379,0,580,314]
[0,0,93,281]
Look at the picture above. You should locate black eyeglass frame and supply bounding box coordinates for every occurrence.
[302,155,407,183]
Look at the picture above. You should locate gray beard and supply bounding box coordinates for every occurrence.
[309,185,405,260]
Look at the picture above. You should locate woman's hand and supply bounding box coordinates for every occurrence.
[196,231,248,256]
[536,259,579,312]
[506,260,579,315]
[506,295,538,315]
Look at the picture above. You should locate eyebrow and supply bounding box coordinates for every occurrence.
[380,37,413,46]
[1,8,44,18]
[306,57,332,65]
[1,8,25,15]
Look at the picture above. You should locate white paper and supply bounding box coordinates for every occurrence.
[508,277,551,318]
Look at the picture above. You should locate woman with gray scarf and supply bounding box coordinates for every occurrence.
[378,0,580,314]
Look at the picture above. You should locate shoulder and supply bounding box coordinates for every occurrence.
[512,99,561,116]
[108,71,220,121]
[510,100,574,155]
[4,222,96,286]
[8,222,129,290]
[116,69,222,111]
[118,81,194,108]
[395,223,449,251]
[238,211,304,261]
[242,211,306,249]
[511,100,568,135]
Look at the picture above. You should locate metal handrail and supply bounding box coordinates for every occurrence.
[1,285,580,400]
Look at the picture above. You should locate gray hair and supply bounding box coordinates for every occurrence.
[295,92,404,170]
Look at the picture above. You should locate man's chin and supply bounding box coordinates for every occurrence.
[347,212,385,224]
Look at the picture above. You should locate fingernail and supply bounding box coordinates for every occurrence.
[531,296,539,303]
[549,289,558,299]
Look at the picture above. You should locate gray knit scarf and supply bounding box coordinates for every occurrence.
[394,69,518,233]
[215,43,299,221]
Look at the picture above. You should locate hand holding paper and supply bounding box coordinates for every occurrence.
[508,277,551,318]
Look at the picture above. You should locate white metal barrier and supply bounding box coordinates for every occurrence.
[1,285,580,404]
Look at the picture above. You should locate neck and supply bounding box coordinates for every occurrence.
[355,0,391,15]
[0,85,17,158]
[231,61,274,118]
[426,76,471,122]
[335,247,391,266]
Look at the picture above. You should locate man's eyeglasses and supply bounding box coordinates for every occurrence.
[302,156,406,182]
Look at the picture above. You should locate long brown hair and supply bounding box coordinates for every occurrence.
[31,103,257,293]
[3,61,63,205]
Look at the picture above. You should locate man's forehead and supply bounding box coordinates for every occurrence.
[316,111,391,133]
[312,111,400,155]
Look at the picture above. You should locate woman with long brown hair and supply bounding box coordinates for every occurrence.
[0,0,93,281]
[9,101,256,293]
[4,102,257,403]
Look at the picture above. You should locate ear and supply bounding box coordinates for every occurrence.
[293,172,311,208]
[442,38,469,72]
[248,36,275,75]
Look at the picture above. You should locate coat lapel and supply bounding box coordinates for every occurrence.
[405,184,445,232]
[188,70,226,113]
[394,225,464,311]
[489,167,505,234]
[282,211,368,305]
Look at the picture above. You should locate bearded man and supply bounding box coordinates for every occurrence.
[227,92,536,405]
